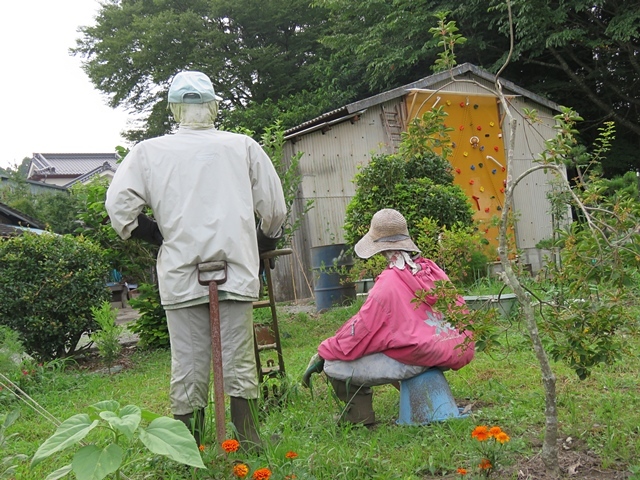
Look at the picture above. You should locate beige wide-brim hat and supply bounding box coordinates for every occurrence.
[354,208,420,259]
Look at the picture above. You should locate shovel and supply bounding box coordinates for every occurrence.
[197,261,228,449]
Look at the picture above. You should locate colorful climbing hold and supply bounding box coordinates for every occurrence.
[494,146,499,152]
[460,102,466,108]
[485,207,490,213]
[455,168,461,174]
[478,163,483,168]
[477,125,482,131]
[464,152,469,157]
[459,125,465,131]
[469,179,475,185]
[446,100,451,106]
[480,186,485,192]
[489,121,495,127]
[492,169,497,174]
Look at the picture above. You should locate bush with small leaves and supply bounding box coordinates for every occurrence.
[0,232,110,360]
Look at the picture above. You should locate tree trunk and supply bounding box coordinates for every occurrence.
[496,104,560,476]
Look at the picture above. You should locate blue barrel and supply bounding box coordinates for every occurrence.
[311,244,356,311]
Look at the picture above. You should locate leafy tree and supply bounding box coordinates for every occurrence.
[488,0,640,176]
[73,0,332,139]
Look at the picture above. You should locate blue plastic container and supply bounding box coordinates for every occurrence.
[310,244,356,311]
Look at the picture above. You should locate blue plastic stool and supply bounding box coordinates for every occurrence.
[397,369,467,425]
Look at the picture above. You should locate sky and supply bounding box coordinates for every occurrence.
[0,0,131,170]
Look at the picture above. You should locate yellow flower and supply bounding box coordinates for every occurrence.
[471,425,490,441]
[233,463,249,478]
[252,467,272,480]
[285,451,299,459]
[495,431,511,443]
[488,426,502,438]
[222,439,240,453]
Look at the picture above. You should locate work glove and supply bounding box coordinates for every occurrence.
[302,353,325,389]
[257,226,281,275]
[130,214,163,246]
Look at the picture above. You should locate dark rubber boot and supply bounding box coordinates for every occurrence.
[174,408,205,446]
[328,377,376,426]
[230,397,262,454]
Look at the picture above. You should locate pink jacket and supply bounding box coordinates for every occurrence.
[318,257,474,370]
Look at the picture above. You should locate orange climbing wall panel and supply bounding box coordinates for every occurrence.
[406,91,507,252]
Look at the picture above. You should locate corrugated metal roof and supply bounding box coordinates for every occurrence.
[30,153,118,177]
[0,202,44,229]
[284,63,561,137]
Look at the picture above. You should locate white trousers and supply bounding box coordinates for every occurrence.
[323,353,429,387]
[165,301,258,415]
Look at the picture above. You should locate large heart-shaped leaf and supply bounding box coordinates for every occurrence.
[31,415,99,467]
[72,444,123,480]
[99,405,141,440]
[90,400,120,413]
[138,417,205,469]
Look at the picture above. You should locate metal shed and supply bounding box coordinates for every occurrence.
[272,63,566,302]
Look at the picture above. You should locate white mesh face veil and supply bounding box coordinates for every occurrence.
[169,101,219,128]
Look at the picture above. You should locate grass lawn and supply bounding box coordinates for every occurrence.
[2,298,639,479]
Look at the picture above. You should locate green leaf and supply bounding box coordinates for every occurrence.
[90,400,120,413]
[72,444,123,480]
[3,409,20,429]
[44,464,73,480]
[138,417,205,469]
[99,405,141,440]
[31,415,99,467]
[140,409,162,423]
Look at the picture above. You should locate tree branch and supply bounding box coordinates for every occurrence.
[548,47,640,135]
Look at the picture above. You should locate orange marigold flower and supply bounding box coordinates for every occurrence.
[233,463,249,478]
[198,444,205,451]
[285,451,299,459]
[488,426,502,437]
[471,425,490,441]
[495,431,511,444]
[457,467,468,475]
[478,458,493,470]
[222,439,241,453]
[252,467,272,480]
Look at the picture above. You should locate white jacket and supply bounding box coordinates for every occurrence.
[105,127,286,306]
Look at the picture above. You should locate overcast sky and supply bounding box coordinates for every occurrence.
[0,0,131,170]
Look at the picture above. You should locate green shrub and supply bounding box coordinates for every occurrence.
[415,217,491,285]
[0,232,109,360]
[128,283,169,350]
[91,301,123,373]
[343,109,476,280]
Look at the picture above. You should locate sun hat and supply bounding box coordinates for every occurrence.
[168,71,222,104]
[354,209,420,259]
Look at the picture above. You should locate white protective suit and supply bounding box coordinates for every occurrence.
[105,127,286,306]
